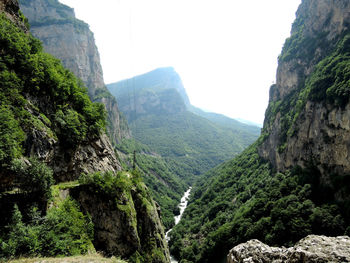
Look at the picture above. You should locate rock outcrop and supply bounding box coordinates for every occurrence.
[22,96,122,182]
[0,0,27,31]
[107,67,190,122]
[227,235,350,263]
[71,181,170,262]
[258,0,350,188]
[19,0,131,144]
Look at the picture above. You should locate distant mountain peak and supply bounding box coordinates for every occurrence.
[109,67,191,108]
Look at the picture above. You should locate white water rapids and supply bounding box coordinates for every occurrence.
[165,187,192,263]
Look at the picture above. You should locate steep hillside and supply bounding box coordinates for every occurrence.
[190,106,261,138]
[18,0,187,231]
[0,2,169,262]
[117,138,187,230]
[18,0,130,144]
[169,0,350,262]
[108,68,259,181]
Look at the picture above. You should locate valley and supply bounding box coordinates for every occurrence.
[1,0,350,262]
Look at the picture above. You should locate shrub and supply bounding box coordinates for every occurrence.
[11,158,54,199]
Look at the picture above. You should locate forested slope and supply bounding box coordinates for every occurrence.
[169,0,350,262]
[0,2,169,262]
[108,68,259,182]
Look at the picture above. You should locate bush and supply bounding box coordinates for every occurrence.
[0,199,94,259]
[0,13,106,152]
[11,158,54,199]
[42,198,94,256]
[0,106,25,166]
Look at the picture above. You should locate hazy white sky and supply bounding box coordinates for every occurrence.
[59,0,301,125]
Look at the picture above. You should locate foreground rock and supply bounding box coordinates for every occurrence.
[227,235,350,263]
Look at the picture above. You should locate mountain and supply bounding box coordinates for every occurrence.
[18,0,130,145]
[0,1,169,262]
[190,106,261,137]
[169,0,350,262]
[18,0,188,231]
[107,67,260,182]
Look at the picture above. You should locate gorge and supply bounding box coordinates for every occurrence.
[165,187,192,263]
[1,0,350,262]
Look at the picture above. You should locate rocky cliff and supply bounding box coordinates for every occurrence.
[0,0,26,30]
[168,1,350,262]
[71,174,170,262]
[259,0,350,178]
[19,0,131,144]
[107,67,190,122]
[107,67,259,182]
[0,1,169,262]
[227,235,350,263]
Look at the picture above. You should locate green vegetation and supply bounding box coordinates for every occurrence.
[264,33,350,149]
[108,68,259,185]
[308,34,350,107]
[0,106,25,166]
[79,171,136,198]
[0,11,107,261]
[169,11,350,263]
[169,145,348,262]
[0,12,106,168]
[0,6,167,263]
[115,106,256,184]
[115,138,187,230]
[78,171,168,263]
[11,158,54,199]
[8,254,127,263]
[0,198,94,259]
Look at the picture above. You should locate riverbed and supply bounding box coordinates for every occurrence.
[165,187,192,263]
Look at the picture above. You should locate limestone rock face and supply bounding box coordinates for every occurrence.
[52,133,122,182]
[227,235,350,263]
[23,98,122,182]
[71,183,170,262]
[258,0,350,179]
[19,0,131,144]
[107,67,189,122]
[0,0,26,30]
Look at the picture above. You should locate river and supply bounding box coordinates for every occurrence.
[165,187,192,263]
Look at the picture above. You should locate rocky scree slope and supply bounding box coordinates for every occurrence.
[0,2,169,262]
[168,0,350,262]
[19,0,130,145]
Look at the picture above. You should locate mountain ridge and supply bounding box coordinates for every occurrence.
[107,67,260,182]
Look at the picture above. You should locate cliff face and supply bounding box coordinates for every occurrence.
[259,0,350,182]
[0,0,26,30]
[108,67,190,122]
[24,107,122,182]
[0,1,169,262]
[71,180,170,262]
[19,0,131,144]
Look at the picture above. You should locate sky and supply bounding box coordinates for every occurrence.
[59,0,301,125]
